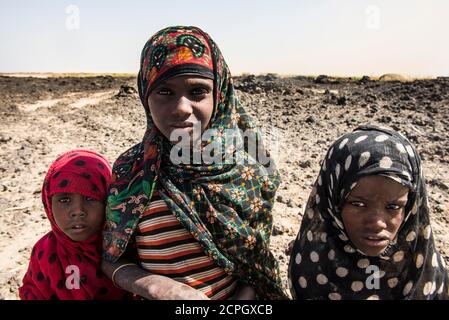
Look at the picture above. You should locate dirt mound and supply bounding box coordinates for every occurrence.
[379,73,409,82]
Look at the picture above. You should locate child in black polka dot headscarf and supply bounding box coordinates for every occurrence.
[288,125,448,300]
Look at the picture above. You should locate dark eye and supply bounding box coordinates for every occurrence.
[58,196,70,203]
[156,88,171,95]
[191,87,209,95]
[86,196,98,202]
[386,203,402,210]
[350,201,365,208]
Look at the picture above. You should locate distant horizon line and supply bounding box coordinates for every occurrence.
[1,72,448,80]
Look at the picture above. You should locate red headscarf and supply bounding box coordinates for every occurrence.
[19,150,127,300]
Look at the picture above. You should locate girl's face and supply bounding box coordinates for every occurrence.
[341,175,409,256]
[51,192,105,242]
[147,75,214,144]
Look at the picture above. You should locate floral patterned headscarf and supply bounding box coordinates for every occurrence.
[103,26,286,299]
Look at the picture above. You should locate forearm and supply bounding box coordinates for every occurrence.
[101,259,209,300]
[101,259,153,298]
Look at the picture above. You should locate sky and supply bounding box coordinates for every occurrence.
[1,0,448,77]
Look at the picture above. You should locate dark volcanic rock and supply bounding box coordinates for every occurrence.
[315,75,329,84]
[116,84,138,97]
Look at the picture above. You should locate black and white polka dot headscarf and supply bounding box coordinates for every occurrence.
[289,125,448,300]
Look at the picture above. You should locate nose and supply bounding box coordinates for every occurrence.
[365,209,387,232]
[172,96,193,119]
[70,197,86,218]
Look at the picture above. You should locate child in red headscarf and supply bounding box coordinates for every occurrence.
[19,150,128,300]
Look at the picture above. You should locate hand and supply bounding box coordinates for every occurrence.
[136,274,210,300]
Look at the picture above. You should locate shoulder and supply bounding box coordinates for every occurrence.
[31,231,57,257]
[110,143,144,182]
[112,143,143,169]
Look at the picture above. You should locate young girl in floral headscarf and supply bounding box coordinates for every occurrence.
[101,26,286,300]
[19,150,128,300]
[289,125,448,300]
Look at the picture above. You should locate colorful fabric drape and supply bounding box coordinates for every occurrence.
[103,26,286,299]
[289,125,449,300]
[19,150,127,300]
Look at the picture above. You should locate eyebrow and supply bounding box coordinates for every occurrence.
[53,192,69,197]
[347,194,408,203]
[158,78,213,87]
[346,195,369,201]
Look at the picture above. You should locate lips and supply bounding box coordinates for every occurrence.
[362,234,390,247]
[70,224,87,232]
[171,122,194,128]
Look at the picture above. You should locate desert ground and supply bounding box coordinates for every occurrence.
[0,73,448,299]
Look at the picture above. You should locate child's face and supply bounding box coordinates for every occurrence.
[51,192,105,242]
[341,175,408,256]
[148,75,214,144]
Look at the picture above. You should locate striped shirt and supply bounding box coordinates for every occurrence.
[136,188,237,300]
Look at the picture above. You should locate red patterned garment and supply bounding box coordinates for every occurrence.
[19,150,128,300]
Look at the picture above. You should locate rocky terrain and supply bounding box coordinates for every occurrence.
[0,73,448,299]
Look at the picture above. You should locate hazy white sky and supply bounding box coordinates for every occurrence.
[1,0,448,77]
